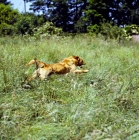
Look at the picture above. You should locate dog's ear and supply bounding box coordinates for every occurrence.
[72,55,79,60]
[34,57,37,61]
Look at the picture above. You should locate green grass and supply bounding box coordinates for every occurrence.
[1,35,139,140]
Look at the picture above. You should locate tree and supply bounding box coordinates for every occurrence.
[0,0,12,5]
[123,0,139,25]
[15,13,45,35]
[27,0,89,32]
[83,0,110,26]
[27,0,139,33]
[0,4,18,25]
[0,4,19,35]
[105,0,139,26]
[27,0,52,14]
[47,0,69,31]
[28,0,71,31]
[68,0,88,32]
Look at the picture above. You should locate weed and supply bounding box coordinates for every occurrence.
[0,35,139,139]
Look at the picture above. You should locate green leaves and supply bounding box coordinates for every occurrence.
[0,4,19,36]
[23,21,63,40]
[123,24,139,39]
[0,23,15,35]
[84,0,107,24]
[0,4,18,25]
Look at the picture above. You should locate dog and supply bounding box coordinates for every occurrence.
[26,56,89,82]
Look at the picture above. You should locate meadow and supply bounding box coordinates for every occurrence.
[0,34,139,140]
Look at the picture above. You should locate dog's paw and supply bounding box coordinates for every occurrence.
[21,82,32,89]
[84,70,89,72]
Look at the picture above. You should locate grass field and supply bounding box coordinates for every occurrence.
[1,35,139,140]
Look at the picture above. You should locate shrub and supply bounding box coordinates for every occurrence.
[24,22,63,40]
[87,24,100,35]
[0,23,15,36]
[0,4,19,25]
[100,22,123,40]
[0,4,19,36]
[87,22,123,40]
[15,13,45,35]
[15,15,34,35]
[122,24,139,40]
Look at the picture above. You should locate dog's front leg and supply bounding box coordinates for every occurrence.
[72,69,89,74]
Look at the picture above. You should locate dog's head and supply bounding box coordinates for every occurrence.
[72,55,86,67]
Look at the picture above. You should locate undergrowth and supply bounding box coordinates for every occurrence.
[0,35,139,140]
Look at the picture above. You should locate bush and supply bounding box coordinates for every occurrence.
[0,23,15,36]
[0,4,19,25]
[122,24,139,40]
[87,22,139,41]
[14,13,45,36]
[15,15,34,35]
[24,22,63,40]
[87,24,100,35]
[0,4,19,36]
[100,22,123,40]
[87,22,123,40]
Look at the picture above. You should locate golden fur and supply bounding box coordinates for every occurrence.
[26,56,89,81]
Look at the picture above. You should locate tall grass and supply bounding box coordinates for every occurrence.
[0,35,139,140]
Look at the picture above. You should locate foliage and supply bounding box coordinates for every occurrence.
[122,24,139,40]
[0,23,15,36]
[28,0,69,31]
[28,0,88,32]
[15,15,34,35]
[109,0,139,26]
[0,4,19,36]
[0,0,12,5]
[1,35,139,139]
[26,0,139,32]
[87,24,100,35]
[0,4,19,25]
[87,22,139,41]
[24,22,63,40]
[74,17,87,33]
[87,22,123,40]
[0,3,46,36]
[99,22,123,39]
[83,0,107,26]
[15,13,45,35]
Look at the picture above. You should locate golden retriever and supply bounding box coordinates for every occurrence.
[26,55,89,82]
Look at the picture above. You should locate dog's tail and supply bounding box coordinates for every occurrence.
[26,58,48,69]
[26,59,36,67]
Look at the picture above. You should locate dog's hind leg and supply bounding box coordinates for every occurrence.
[38,69,52,80]
[28,70,39,82]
